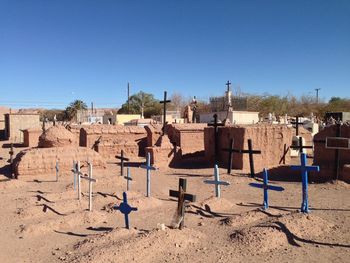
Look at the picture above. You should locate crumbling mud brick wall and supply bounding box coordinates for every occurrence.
[95,138,140,160]
[145,124,163,147]
[204,124,295,172]
[23,128,42,147]
[39,125,78,147]
[165,124,206,155]
[313,124,350,182]
[145,135,180,167]
[14,147,106,176]
[79,125,147,158]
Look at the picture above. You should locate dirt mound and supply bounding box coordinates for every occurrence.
[200,197,234,212]
[39,125,77,147]
[63,227,205,263]
[116,191,164,211]
[229,212,334,254]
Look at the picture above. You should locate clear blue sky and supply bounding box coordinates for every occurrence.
[0,0,349,109]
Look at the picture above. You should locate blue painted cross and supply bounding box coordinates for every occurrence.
[203,165,230,198]
[124,167,133,191]
[114,192,138,229]
[249,168,284,210]
[140,153,157,197]
[291,153,320,213]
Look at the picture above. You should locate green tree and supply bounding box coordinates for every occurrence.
[118,91,162,118]
[65,100,88,121]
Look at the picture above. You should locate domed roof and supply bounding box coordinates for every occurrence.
[38,125,76,148]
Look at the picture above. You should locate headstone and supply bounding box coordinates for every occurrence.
[159,91,171,134]
[169,178,196,229]
[291,153,320,213]
[203,165,230,198]
[208,114,224,163]
[114,192,138,229]
[249,168,284,210]
[115,150,130,177]
[140,152,157,197]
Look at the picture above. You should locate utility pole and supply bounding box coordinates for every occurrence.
[315,88,321,103]
[127,82,130,114]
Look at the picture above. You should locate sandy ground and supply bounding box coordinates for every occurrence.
[0,142,349,263]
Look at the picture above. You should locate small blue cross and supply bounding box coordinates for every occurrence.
[204,165,230,198]
[249,168,284,210]
[124,167,133,191]
[140,153,157,197]
[114,192,138,229]
[291,153,320,213]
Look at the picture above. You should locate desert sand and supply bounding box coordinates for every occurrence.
[0,142,349,263]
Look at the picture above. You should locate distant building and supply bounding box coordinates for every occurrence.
[76,108,117,124]
[103,113,142,125]
[199,111,259,125]
[152,110,183,124]
[4,113,41,142]
[325,112,350,123]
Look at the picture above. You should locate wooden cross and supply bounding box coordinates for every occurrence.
[291,153,320,213]
[140,153,157,197]
[114,192,138,229]
[203,164,230,198]
[290,116,303,136]
[71,161,77,190]
[208,114,224,163]
[227,139,261,178]
[9,143,14,178]
[222,138,234,174]
[169,178,196,229]
[80,162,97,211]
[249,168,284,210]
[290,136,313,154]
[115,150,130,177]
[55,160,59,182]
[124,167,132,191]
[159,91,171,134]
[76,161,82,201]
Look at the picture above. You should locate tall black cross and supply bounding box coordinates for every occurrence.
[208,114,224,163]
[115,150,130,177]
[222,138,234,174]
[223,139,261,178]
[226,80,231,92]
[291,116,303,136]
[290,137,313,154]
[159,91,171,135]
[9,143,14,178]
[169,178,196,229]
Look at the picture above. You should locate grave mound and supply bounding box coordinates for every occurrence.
[200,196,234,212]
[38,125,76,147]
[229,212,333,254]
[116,191,163,211]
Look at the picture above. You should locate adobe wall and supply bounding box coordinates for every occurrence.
[14,147,106,176]
[79,124,147,157]
[5,114,41,142]
[23,128,42,147]
[313,124,350,181]
[145,124,163,147]
[205,124,295,172]
[95,138,141,160]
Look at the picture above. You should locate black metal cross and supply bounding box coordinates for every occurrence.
[290,137,313,154]
[169,178,196,229]
[9,143,15,178]
[208,114,224,163]
[222,138,234,174]
[225,80,231,92]
[159,91,171,135]
[290,116,303,136]
[226,139,261,178]
[115,150,130,177]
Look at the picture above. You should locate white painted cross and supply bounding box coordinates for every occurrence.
[80,162,97,211]
[204,165,230,198]
[140,153,157,197]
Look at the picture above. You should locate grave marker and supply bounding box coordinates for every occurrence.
[249,168,284,210]
[140,153,157,197]
[71,161,77,190]
[204,165,230,198]
[114,192,138,229]
[169,178,196,229]
[159,91,171,134]
[115,150,130,177]
[208,114,224,163]
[291,153,320,213]
[222,138,234,174]
[55,160,59,182]
[77,161,82,201]
[290,116,303,136]
[9,143,14,178]
[80,162,97,211]
[290,136,313,154]
[124,167,133,191]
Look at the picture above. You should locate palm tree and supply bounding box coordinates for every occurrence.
[65,100,88,121]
